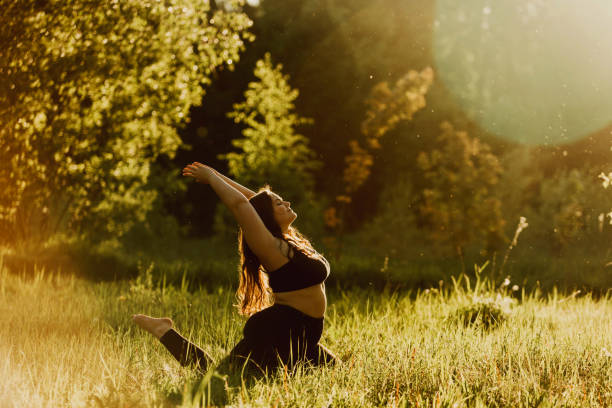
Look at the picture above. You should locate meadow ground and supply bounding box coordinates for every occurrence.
[1,259,610,408]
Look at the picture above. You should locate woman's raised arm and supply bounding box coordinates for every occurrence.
[212,169,256,200]
[182,163,247,209]
[184,162,256,200]
[182,162,285,269]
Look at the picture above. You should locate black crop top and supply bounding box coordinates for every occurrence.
[264,244,330,293]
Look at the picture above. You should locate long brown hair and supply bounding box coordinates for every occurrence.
[236,186,324,316]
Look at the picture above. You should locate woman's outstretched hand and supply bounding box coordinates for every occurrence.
[182,162,215,184]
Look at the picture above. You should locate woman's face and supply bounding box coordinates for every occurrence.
[270,192,296,232]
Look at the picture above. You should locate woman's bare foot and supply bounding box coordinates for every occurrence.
[132,314,173,339]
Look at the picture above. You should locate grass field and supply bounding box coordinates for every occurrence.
[1,257,610,408]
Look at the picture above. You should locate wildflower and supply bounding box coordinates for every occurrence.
[512,285,519,292]
[501,216,529,275]
[512,217,529,246]
[502,277,510,287]
[599,172,612,189]
[602,347,612,358]
[380,256,389,273]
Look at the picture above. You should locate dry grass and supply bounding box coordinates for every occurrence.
[1,257,610,407]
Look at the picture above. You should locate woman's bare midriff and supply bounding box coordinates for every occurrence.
[272,283,327,318]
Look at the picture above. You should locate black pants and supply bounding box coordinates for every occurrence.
[159,304,337,375]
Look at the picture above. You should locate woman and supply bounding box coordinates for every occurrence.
[132,162,336,375]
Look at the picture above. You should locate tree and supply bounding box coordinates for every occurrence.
[416,121,505,262]
[600,170,612,262]
[213,53,324,238]
[344,67,434,196]
[0,0,253,249]
[221,53,320,201]
[218,0,437,194]
[323,67,434,255]
[526,168,612,253]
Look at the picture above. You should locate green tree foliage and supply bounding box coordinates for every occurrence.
[495,147,541,224]
[416,122,505,259]
[600,170,612,219]
[324,67,433,256]
[342,67,434,196]
[601,169,612,263]
[360,68,435,145]
[221,53,320,200]
[172,0,612,239]
[356,177,423,259]
[236,0,437,192]
[526,168,612,253]
[0,0,253,248]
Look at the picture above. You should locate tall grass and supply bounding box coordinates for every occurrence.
[1,256,610,407]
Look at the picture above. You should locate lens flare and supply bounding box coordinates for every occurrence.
[434,0,612,145]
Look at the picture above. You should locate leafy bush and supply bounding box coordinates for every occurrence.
[451,294,513,329]
[0,0,253,249]
[446,264,517,329]
[524,167,612,253]
[355,177,425,259]
[416,121,506,258]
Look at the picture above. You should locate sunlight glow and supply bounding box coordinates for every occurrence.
[434,0,612,145]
